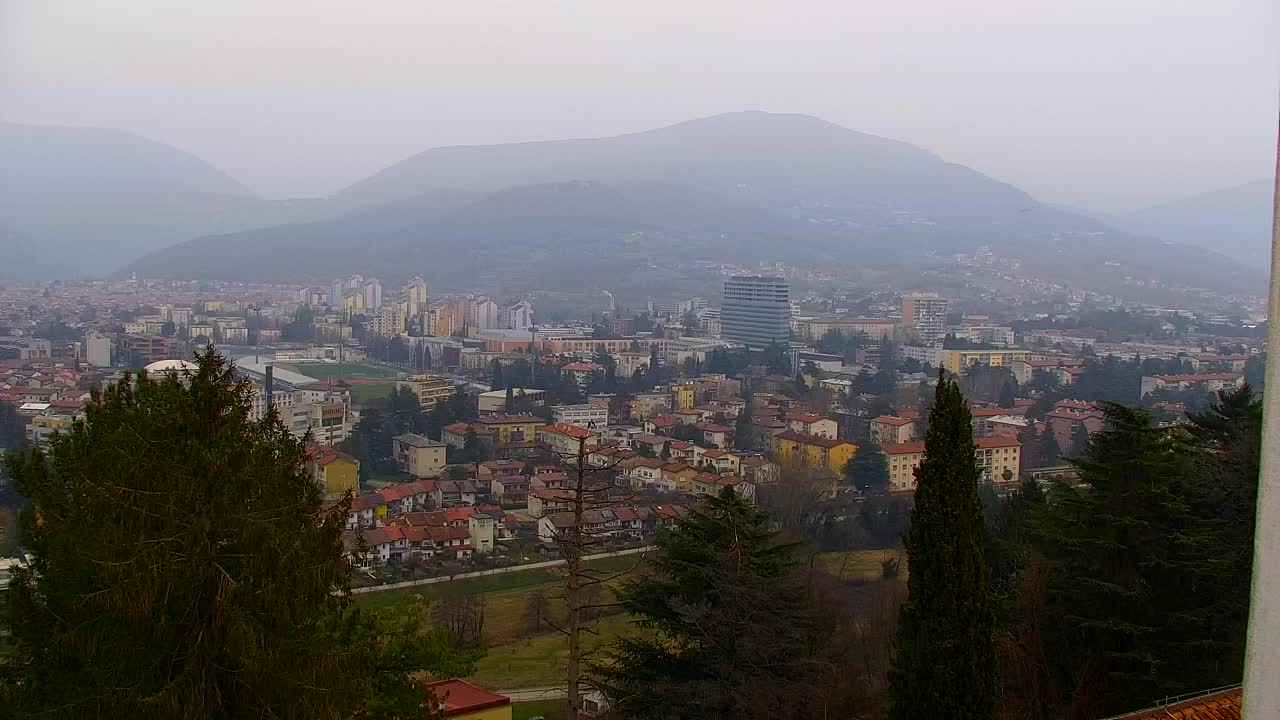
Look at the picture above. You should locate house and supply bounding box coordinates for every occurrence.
[869,415,917,445]
[537,423,598,461]
[630,432,669,457]
[467,510,500,554]
[1043,399,1106,451]
[665,440,695,462]
[695,421,734,449]
[691,472,756,500]
[660,463,699,492]
[749,416,787,451]
[528,488,575,518]
[772,431,857,474]
[537,508,620,545]
[425,679,512,720]
[489,475,531,506]
[785,412,838,439]
[561,362,605,390]
[392,433,447,478]
[693,447,740,474]
[739,456,779,485]
[477,458,525,479]
[440,422,486,450]
[308,448,360,502]
[1188,354,1250,373]
[619,457,667,489]
[883,436,1021,492]
[347,494,381,530]
[644,415,682,435]
[529,471,571,490]
[433,479,478,507]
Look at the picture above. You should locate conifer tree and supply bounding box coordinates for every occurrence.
[890,373,995,720]
[0,349,472,718]
[594,488,833,720]
[1030,403,1227,715]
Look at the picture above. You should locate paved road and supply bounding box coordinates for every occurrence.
[351,545,653,595]
[498,687,567,702]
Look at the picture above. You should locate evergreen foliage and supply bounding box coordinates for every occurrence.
[0,349,472,718]
[594,488,834,720]
[890,374,995,720]
[842,444,890,494]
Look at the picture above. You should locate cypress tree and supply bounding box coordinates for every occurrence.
[890,373,995,720]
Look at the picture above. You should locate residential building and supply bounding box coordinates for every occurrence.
[785,412,837,439]
[1044,399,1106,450]
[561,362,605,390]
[1140,373,1245,397]
[397,374,455,409]
[122,334,171,366]
[1188,354,1250,373]
[537,423,598,461]
[901,292,948,344]
[720,276,790,350]
[670,383,695,411]
[870,415,917,445]
[795,317,897,342]
[489,475,531,506]
[552,403,609,429]
[475,414,541,444]
[307,449,359,502]
[477,387,546,413]
[498,299,534,331]
[696,421,733,448]
[938,348,1033,374]
[772,431,857,473]
[883,436,1021,492]
[85,334,112,367]
[392,434,447,478]
[630,392,672,420]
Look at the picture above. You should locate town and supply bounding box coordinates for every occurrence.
[2,271,1263,583]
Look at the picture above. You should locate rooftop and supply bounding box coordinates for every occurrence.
[393,433,444,448]
[426,679,511,717]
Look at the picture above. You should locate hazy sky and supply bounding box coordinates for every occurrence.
[2,0,1277,211]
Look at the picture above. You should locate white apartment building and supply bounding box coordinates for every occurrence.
[552,403,609,429]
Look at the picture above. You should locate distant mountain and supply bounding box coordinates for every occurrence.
[1115,180,1274,265]
[129,112,1264,296]
[0,123,325,279]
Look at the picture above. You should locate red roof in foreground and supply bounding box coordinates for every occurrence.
[426,679,511,717]
[1111,686,1240,719]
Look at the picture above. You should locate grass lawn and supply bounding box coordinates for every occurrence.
[512,699,566,720]
[468,612,646,690]
[348,382,397,404]
[811,547,905,582]
[355,552,647,610]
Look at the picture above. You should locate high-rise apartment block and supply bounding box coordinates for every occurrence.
[901,292,948,344]
[721,276,790,350]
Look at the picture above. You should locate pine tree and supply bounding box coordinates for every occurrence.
[890,374,995,720]
[490,360,505,391]
[594,488,833,720]
[997,380,1017,408]
[0,349,471,718]
[1029,403,1228,715]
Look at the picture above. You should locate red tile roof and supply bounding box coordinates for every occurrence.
[695,422,733,433]
[774,430,852,449]
[1152,373,1244,383]
[561,362,604,372]
[1111,687,1240,719]
[976,436,1021,449]
[871,415,915,427]
[882,441,927,455]
[426,679,511,717]
[539,422,593,438]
